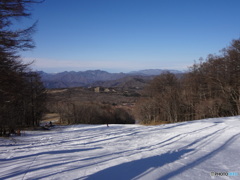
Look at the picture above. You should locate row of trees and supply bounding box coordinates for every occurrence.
[47,101,135,125]
[0,0,45,136]
[135,39,240,124]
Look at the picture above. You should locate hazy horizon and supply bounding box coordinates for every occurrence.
[37,68,184,74]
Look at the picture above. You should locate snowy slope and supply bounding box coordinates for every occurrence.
[0,116,240,180]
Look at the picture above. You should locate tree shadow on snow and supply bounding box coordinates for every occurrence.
[0,147,102,162]
[86,148,194,180]
[159,132,240,180]
[0,147,102,179]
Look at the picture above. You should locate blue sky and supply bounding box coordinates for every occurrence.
[21,0,240,73]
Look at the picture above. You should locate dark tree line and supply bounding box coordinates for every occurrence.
[135,38,240,124]
[0,0,45,136]
[47,100,135,125]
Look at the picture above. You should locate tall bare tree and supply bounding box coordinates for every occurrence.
[0,0,45,136]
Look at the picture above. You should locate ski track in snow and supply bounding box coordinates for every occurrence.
[0,116,240,180]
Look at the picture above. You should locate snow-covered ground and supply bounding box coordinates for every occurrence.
[0,116,240,180]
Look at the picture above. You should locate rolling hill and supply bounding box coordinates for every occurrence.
[39,69,182,89]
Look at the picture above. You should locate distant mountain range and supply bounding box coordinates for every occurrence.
[38,69,182,89]
[129,69,182,76]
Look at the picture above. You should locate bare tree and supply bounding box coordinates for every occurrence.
[135,38,240,124]
[0,0,44,136]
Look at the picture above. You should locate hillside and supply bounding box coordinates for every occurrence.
[92,75,154,90]
[38,70,126,88]
[39,69,182,89]
[0,116,239,179]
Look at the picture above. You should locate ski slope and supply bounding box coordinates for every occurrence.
[0,116,240,180]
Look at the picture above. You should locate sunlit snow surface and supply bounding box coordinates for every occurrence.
[1,116,240,180]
